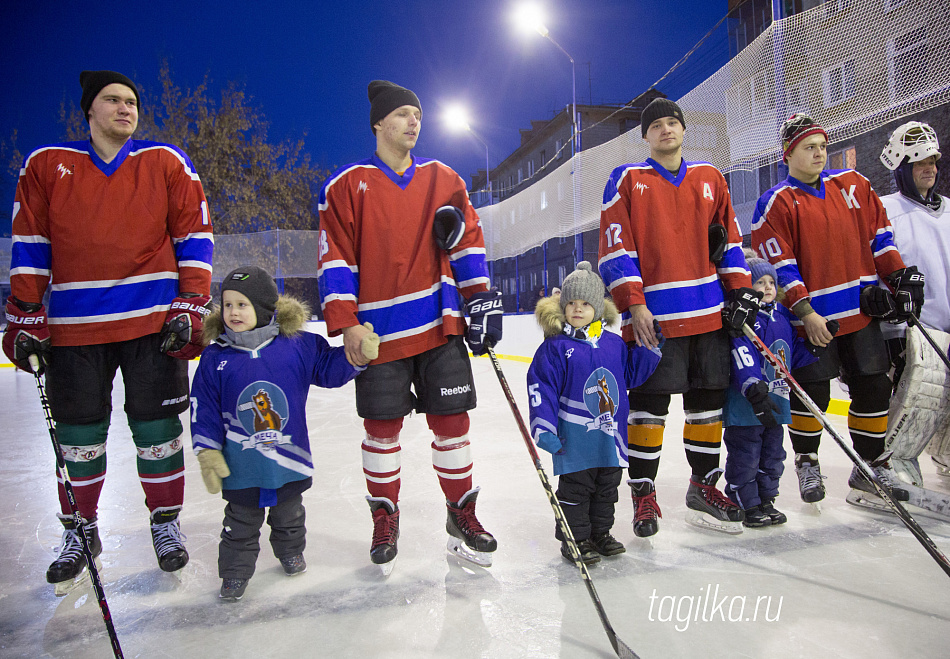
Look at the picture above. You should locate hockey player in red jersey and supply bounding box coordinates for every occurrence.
[317,81,501,573]
[598,98,760,536]
[3,70,213,594]
[751,113,924,508]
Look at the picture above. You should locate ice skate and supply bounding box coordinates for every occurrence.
[590,531,625,556]
[561,539,601,565]
[685,468,744,534]
[629,478,661,538]
[933,456,950,479]
[741,505,772,528]
[446,487,497,567]
[219,577,249,600]
[794,453,826,504]
[368,498,399,576]
[760,499,787,525]
[47,514,102,597]
[279,553,307,576]
[150,507,189,572]
[846,456,910,513]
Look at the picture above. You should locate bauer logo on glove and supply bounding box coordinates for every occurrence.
[160,294,212,360]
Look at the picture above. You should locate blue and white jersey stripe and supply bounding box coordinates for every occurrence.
[356,278,463,342]
[10,234,52,277]
[173,231,214,272]
[49,273,179,325]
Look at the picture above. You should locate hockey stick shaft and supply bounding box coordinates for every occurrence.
[29,356,125,658]
[485,348,639,659]
[907,314,950,372]
[739,325,950,578]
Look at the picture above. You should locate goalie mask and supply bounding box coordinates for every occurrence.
[880,121,941,171]
[882,122,942,209]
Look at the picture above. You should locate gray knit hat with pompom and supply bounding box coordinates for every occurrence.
[559,261,606,321]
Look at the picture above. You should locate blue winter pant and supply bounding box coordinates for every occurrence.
[722,425,786,509]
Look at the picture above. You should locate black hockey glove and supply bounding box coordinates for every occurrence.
[433,205,466,251]
[805,319,839,356]
[887,266,925,321]
[744,380,780,428]
[465,290,503,356]
[859,286,899,321]
[722,287,762,337]
[708,223,728,264]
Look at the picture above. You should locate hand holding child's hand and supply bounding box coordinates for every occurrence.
[360,322,379,361]
[197,449,231,494]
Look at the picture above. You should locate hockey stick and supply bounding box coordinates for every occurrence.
[739,325,950,579]
[28,355,125,658]
[907,314,950,372]
[485,347,640,659]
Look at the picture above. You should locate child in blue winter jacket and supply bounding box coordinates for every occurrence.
[191,266,378,600]
[527,262,662,564]
[723,258,819,527]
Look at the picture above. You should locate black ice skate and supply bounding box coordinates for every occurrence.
[846,455,910,513]
[368,497,399,576]
[219,577,249,600]
[150,507,189,572]
[561,539,601,565]
[590,532,625,556]
[760,499,787,525]
[279,553,307,576]
[741,505,772,528]
[47,513,102,596]
[629,478,661,538]
[685,468,744,534]
[794,452,826,505]
[446,487,497,567]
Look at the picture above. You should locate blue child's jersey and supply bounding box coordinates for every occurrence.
[724,303,817,427]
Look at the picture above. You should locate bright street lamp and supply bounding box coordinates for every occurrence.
[444,105,492,207]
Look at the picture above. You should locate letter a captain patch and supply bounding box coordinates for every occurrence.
[703,182,714,200]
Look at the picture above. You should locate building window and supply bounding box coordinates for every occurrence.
[530,271,537,288]
[517,167,523,183]
[556,139,564,159]
[887,26,927,102]
[820,59,856,108]
[558,265,566,285]
[784,82,808,115]
[823,0,852,16]
[540,149,546,165]
[828,146,856,170]
[729,169,759,205]
[884,0,909,10]
[528,159,535,177]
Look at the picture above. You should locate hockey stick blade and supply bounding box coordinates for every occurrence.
[739,326,950,579]
[29,356,125,658]
[907,314,950,372]
[485,348,640,659]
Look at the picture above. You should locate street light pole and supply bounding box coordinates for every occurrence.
[515,6,583,266]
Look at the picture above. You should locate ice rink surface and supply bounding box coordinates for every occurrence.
[2,339,950,658]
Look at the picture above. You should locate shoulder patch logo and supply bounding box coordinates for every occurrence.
[235,380,292,450]
[635,182,650,195]
[56,163,73,179]
[358,180,369,194]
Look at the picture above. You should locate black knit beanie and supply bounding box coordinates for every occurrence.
[80,70,140,122]
[640,98,685,137]
[368,80,422,134]
[220,266,279,329]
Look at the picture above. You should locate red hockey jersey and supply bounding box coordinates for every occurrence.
[10,139,213,346]
[751,170,905,336]
[317,154,490,364]
[598,159,751,340]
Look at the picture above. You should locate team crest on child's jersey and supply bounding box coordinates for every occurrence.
[764,339,791,399]
[235,381,292,450]
[582,368,621,434]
